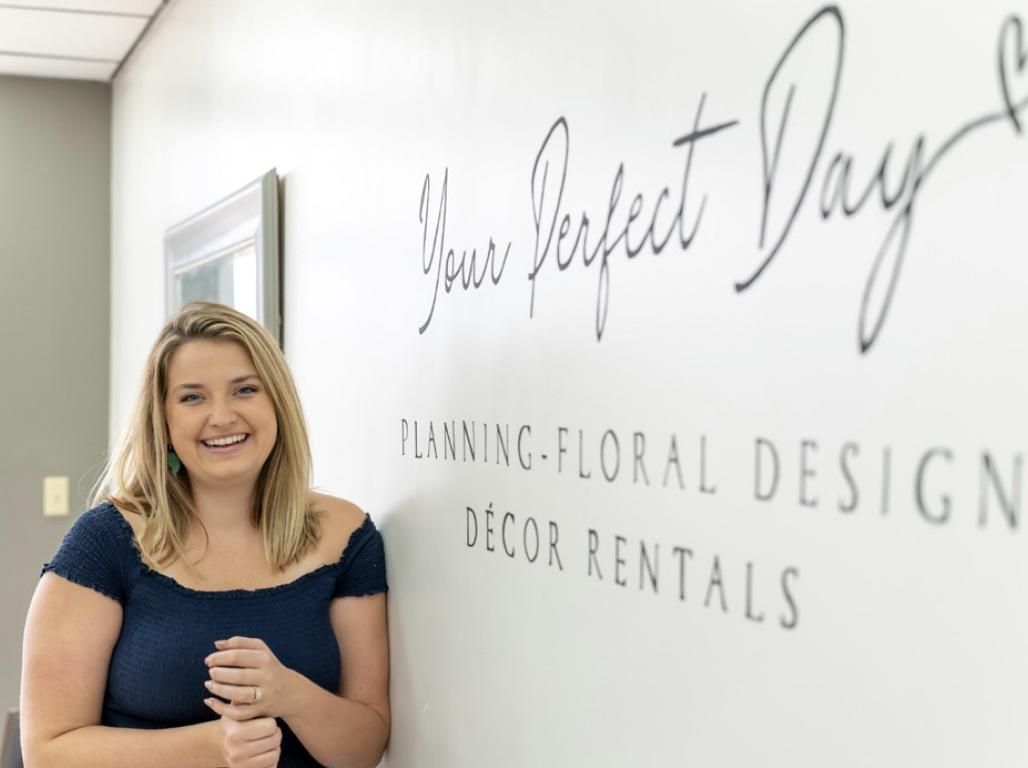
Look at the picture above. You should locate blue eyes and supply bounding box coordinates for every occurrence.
[178,386,259,404]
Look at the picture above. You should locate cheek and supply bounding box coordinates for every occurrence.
[258,400,278,439]
[164,410,182,445]
[165,408,199,447]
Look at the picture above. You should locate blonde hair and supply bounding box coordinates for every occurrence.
[93,301,319,571]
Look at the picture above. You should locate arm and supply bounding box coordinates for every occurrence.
[205,592,390,768]
[285,592,390,768]
[20,573,226,768]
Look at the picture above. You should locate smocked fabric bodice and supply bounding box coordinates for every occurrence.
[42,502,388,768]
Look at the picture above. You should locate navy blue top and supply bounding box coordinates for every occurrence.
[42,501,388,768]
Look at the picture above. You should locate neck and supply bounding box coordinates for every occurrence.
[188,479,259,535]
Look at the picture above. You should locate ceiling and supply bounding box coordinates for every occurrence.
[0,0,166,82]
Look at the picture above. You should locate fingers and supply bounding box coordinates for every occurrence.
[205,678,260,704]
[215,636,267,651]
[208,665,260,685]
[233,716,278,738]
[247,729,282,754]
[247,744,281,768]
[205,696,261,721]
[249,746,281,768]
[206,649,267,669]
[204,638,282,723]
[219,716,281,767]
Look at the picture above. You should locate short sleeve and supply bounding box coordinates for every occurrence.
[333,515,388,599]
[42,502,133,605]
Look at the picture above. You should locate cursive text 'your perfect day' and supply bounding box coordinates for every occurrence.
[416,5,1028,354]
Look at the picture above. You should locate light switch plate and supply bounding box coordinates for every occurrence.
[43,476,70,517]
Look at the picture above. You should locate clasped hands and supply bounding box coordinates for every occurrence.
[204,636,298,720]
[204,636,299,768]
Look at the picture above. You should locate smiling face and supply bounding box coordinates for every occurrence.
[164,339,278,494]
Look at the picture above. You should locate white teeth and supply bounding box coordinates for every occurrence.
[203,434,247,447]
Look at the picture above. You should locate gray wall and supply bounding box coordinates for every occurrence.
[0,75,110,710]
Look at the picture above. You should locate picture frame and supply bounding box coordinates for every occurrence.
[164,168,281,342]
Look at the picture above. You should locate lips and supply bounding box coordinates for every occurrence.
[201,433,250,453]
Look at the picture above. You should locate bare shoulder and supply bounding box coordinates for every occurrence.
[308,491,369,558]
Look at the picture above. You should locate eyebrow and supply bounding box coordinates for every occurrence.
[172,374,261,392]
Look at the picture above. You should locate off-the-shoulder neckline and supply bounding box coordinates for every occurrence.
[102,502,373,599]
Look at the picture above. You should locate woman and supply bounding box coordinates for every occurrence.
[21,302,389,768]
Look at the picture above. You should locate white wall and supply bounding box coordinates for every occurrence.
[111,2,1028,765]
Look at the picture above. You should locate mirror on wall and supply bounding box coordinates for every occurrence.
[164,169,280,342]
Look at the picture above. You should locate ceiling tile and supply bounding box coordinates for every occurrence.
[0,0,162,15]
[0,7,147,61]
[0,52,115,80]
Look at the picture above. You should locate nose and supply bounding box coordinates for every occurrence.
[207,396,238,428]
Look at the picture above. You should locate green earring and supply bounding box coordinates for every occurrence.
[167,449,182,475]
